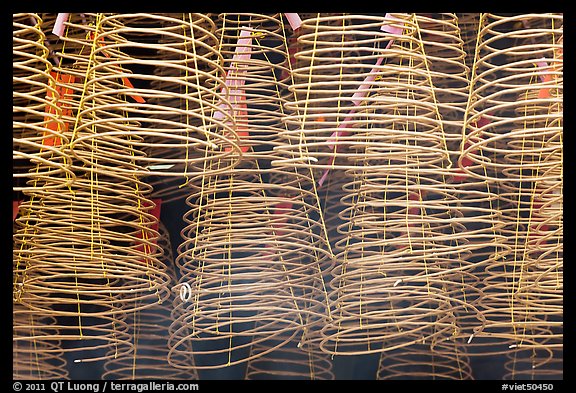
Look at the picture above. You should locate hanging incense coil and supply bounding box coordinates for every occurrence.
[66,13,241,180]
[13,15,181,362]
[245,328,335,380]
[278,14,427,178]
[316,174,351,254]
[376,335,474,380]
[458,13,562,183]
[503,347,563,380]
[13,302,69,380]
[11,12,564,379]
[461,13,562,351]
[13,215,68,381]
[169,171,331,369]
[103,222,199,380]
[12,174,172,362]
[167,14,333,369]
[413,13,470,150]
[13,13,74,193]
[456,13,481,71]
[305,14,485,355]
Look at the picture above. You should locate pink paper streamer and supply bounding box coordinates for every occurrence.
[534,58,549,83]
[318,157,336,188]
[52,13,70,38]
[381,13,403,35]
[351,56,385,106]
[326,115,354,150]
[319,14,405,189]
[326,57,385,149]
[214,29,252,121]
[284,13,302,30]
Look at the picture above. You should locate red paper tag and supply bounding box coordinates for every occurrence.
[43,71,76,146]
[538,74,553,99]
[136,198,162,256]
[13,200,22,222]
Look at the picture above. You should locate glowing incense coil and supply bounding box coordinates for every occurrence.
[13,13,74,192]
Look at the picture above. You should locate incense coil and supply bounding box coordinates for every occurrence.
[14,288,135,363]
[318,146,485,353]
[433,178,510,344]
[13,181,172,307]
[63,13,240,180]
[13,13,74,193]
[103,222,199,380]
[321,180,485,353]
[309,15,486,353]
[376,335,474,380]
[455,14,481,70]
[245,329,335,380]
[458,13,562,183]
[13,172,172,361]
[169,172,331,369]
[276,13,454,176]
[168,14,332,369]
[13,302,69,380]
[144,14,285,200]
[413,13,470,147]
[317,174,351,253]
[503,347,563,380]
[462,15,563,350]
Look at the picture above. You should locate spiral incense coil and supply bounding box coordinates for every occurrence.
[13,171,172,361]
[14,15,187,351]
[434,179,510,344]
[455,13,481,70]
[319,144,485,354]
[310,14,487,352]
[458,13,562,183]
[317,174,352,253]
[278,14,453,175]
[503,347,563,380]
[169,172,331,369]
[13,303,69,380]
[376,335,474,380]
[62,13,240,181]
[245,329,335,380]
[413,13,470,148]
[168,14,332,369]
[103,222,199,380]
[460,14,563,351]
[13,13,75,193]
[145,14,286,204]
